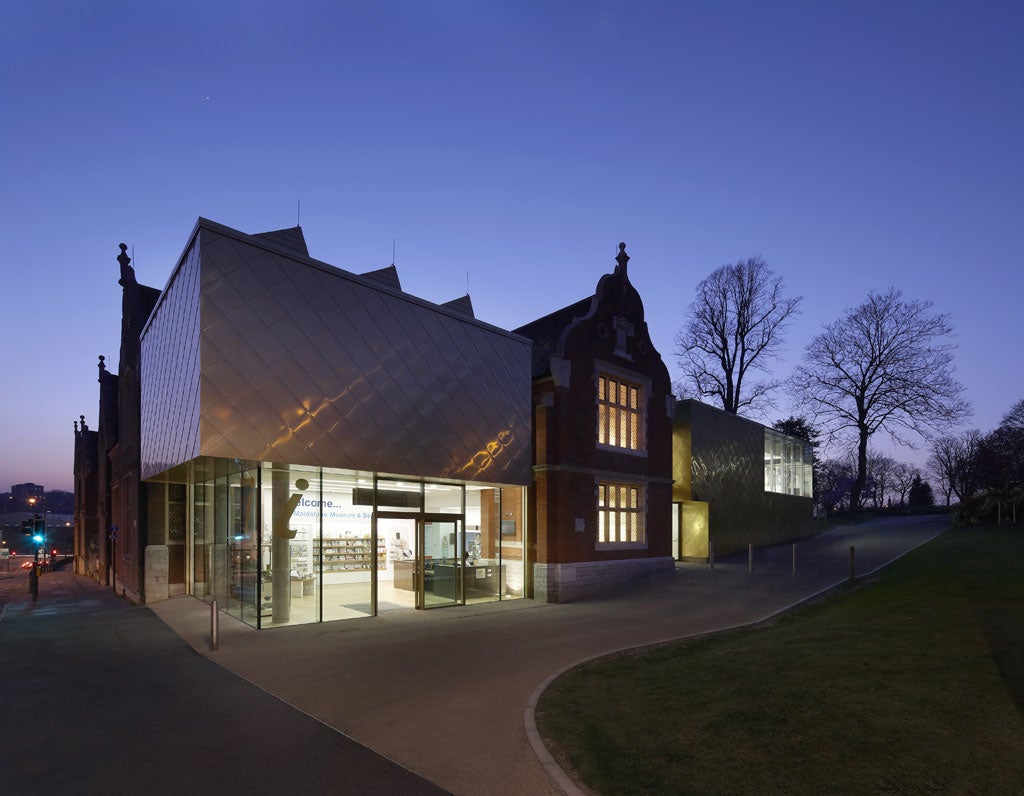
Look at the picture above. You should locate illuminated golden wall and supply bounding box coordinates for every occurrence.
[678,499,709,558]
[673,400,815,558]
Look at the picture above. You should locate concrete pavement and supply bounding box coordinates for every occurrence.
[0,568,447,795]
[145,514,949,796]
[0,516,948,794]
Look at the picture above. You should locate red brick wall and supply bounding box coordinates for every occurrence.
[479,486,524,560]
[529,263,673,566]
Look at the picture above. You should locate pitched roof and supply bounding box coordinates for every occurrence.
[251,226,309,258]
[440,294,475,318]
[360,264,402,291]
[140,284,161,319]
[513,295,594,378]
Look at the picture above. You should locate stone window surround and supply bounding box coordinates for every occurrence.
[595,477,648,550]
[594,359,650,457]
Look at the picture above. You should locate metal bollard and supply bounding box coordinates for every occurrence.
[849,546,855,582]
[792,544,796,576]
[211,599,220,651]
[709,542,715,571]
[748,543,753,574]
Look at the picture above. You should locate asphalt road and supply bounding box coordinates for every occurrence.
[0,570,448,796]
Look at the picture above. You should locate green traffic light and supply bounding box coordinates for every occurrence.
[32,534,44,544]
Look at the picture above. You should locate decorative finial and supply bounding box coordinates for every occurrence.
[117,243,131,268]
[98,355,106,372]
[615,241,629,274]
[74,419,79,432]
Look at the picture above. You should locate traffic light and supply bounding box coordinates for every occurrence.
[32,516,45,544]
[21,519,33,535]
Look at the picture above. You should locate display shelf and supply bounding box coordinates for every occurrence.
[313,537,386,572]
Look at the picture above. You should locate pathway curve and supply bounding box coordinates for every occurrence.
[152,515,948,795]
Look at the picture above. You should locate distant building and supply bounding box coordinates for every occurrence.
[10,483,45,512]
[1,487,73,515]
[74,218,813,622]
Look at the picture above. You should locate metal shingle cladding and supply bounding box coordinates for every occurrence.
[141,220,532,484]
[140,236,202,480]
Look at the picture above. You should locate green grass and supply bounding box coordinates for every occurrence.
[536,527,1024,795]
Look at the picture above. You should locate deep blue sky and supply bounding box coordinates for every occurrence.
[3,1,1021,491]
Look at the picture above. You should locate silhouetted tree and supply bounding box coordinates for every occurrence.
[908,474,935,508]
[891,463,917,506]
[818,457,855,514]
[975,399,1024,495]
[773,416,821,450]
[866,453,896,508]
[789,288,970,511]
[675,256,801,414]
[928,430,982,504]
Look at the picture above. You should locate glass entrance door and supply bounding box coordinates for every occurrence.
[419,518,462,608]
[377,512,463,610]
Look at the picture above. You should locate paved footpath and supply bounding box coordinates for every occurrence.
[145,514,948,796]
[0,568,447,795]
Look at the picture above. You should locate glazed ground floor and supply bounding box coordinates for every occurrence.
[144,456,528,628]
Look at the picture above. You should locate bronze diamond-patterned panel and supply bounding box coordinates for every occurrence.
[676,400,814,556]
[192,227,531,484]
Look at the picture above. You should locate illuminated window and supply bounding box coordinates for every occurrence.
[764,429,813,496]
[597,482,645,544]
[597,374,644,451]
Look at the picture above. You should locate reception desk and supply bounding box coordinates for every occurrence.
[392,560,504,600]
[432,563,503,599]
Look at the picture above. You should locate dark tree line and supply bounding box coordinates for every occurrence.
[812,450,934,516]
[928,399,1024,523]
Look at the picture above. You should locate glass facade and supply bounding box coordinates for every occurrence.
[764,428,814,497]
[136,220,534,621]
[184,456,526,628]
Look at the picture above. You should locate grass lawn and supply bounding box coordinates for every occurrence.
[536,526,1024,795]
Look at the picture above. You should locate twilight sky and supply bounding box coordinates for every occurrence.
[2,1,1021,492]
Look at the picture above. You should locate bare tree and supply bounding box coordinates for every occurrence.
[891,462,917,506]
[818,456,855,514]
[928,430,983,504]
[789,288,970,511]
[675,256,801,414]
[866,452,896,508]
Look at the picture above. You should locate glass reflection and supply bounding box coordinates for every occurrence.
[260,464,320,626]
[320,468,374,621]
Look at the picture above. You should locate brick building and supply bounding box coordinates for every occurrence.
[73,245,161,599]
[74,219,813,622]
[515,243,675,601]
